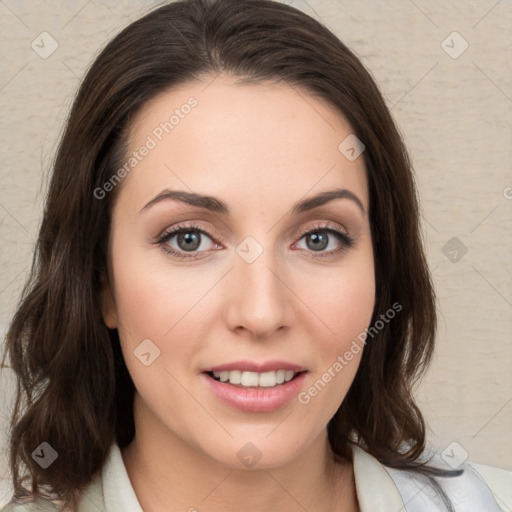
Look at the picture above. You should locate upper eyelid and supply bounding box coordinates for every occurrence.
[297,220,350,237]
[158,222,220,242]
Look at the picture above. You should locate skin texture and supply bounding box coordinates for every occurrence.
[101,74,375,511]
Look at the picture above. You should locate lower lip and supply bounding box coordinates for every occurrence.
[202,372,307,413]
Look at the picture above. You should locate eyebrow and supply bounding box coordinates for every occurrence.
[140,187,366,216]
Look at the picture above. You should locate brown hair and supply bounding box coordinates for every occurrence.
[2,0,440,509]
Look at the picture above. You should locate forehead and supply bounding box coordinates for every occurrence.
[119,75,368,214]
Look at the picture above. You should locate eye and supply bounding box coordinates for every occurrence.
[294,222,354,258]
[157,223,222,260]
[156,221,355,261]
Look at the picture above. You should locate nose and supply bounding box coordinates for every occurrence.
[223,243,295,339]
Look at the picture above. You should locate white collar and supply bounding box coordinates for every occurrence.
[351,444,405,510]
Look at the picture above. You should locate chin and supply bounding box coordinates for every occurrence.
[197,431,311,471]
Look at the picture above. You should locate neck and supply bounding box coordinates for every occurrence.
[121,395,358,512]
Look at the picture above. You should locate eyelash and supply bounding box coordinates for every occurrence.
[156,221,355,260]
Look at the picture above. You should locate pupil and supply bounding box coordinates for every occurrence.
[307,232,328,251]
[178,231,200,251]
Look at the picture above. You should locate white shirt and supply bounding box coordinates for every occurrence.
[4,443,511,511]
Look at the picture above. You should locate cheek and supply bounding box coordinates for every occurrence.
[295,250,375,409]
[109,238,226,412]
[110,237,216,343]
[301,248,375,353]
[329,273,375,348]
[109,243,214,424]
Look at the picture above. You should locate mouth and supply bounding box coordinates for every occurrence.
[201,363,308,413]
[205,369,306,388]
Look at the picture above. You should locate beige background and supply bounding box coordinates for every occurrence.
[1,0,511,507]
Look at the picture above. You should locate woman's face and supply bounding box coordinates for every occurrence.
[102,75,375,469]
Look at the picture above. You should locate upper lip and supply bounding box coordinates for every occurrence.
[203,360,308,373]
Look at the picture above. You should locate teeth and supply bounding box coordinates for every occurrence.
[211,369,299,387]
[241,371,259,386]
[227,370,242,384]
[284,370,295,382]
[258,371,277,387]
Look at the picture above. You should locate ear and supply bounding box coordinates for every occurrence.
[100,277,118,329]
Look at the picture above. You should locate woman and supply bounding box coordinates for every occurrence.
[1,0,508,510]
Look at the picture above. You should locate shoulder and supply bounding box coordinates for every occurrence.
[466,462,512,511]
[2,443,135,512]
[2,480,104,512]
[384,454,511,512]
[351,443,510,512]
[1,497,61,511]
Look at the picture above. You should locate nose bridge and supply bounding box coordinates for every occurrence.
[225,234,293,335]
